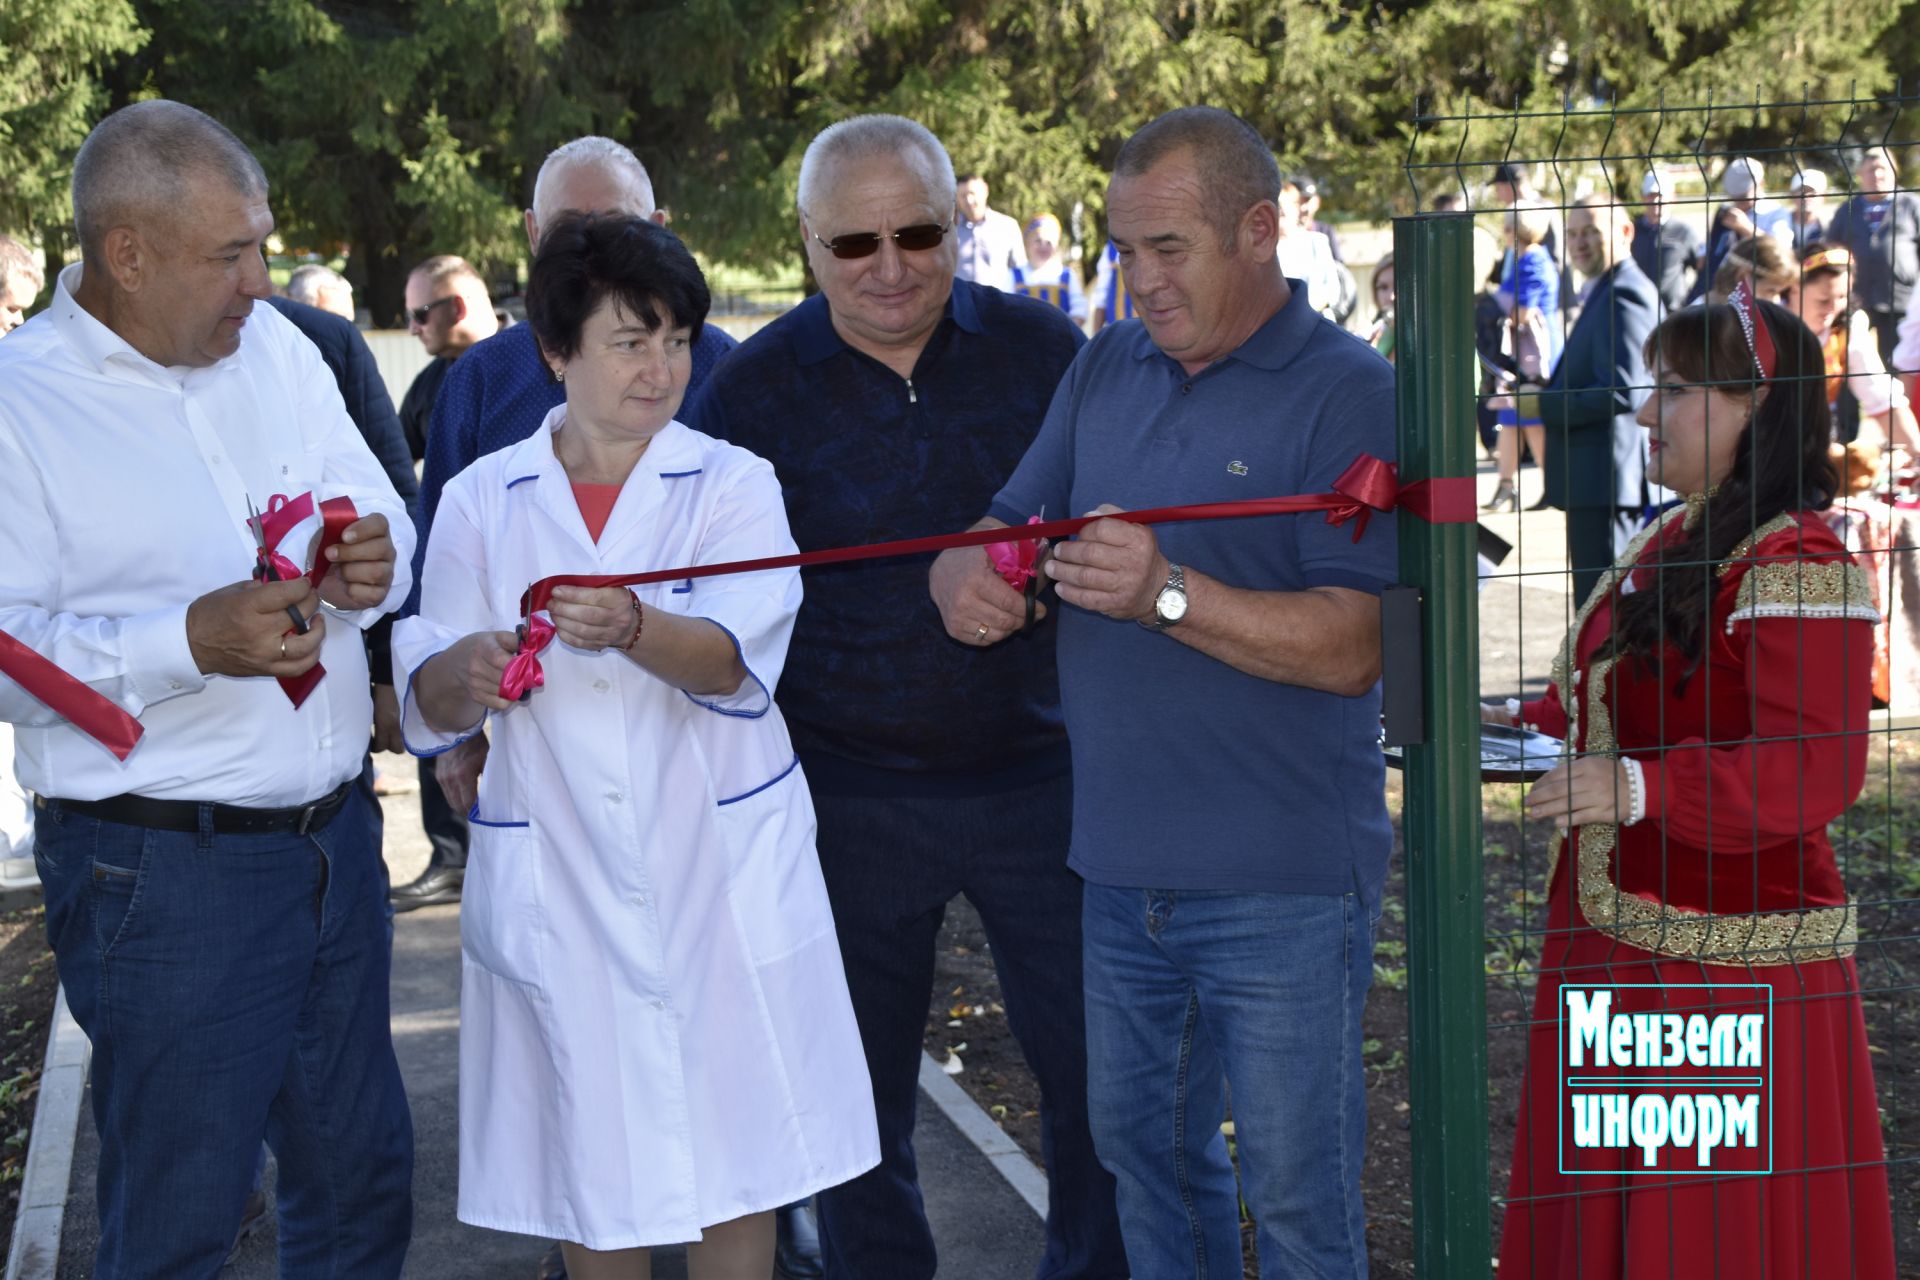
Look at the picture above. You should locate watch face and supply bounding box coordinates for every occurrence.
[1157,587,1189,622]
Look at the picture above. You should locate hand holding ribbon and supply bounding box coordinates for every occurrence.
[249,492,360,707]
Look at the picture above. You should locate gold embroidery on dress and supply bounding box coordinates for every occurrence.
[1574,657,1858,965]
[1724,559,1881,632]
[1540,510,1859,962]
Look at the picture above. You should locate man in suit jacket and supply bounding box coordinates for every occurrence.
[1521,195,1658,606]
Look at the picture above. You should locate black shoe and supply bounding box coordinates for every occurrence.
[1526,494,1554,511]
[225,1188,269,1265]
[390,864,464,912]
[775,1202,824,1280]
[535,1242,567,1279]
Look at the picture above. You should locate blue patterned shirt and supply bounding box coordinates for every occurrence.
[408,320,737,612]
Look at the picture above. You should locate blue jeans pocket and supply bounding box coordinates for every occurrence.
[90,834,151,956]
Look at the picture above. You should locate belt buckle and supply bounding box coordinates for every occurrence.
[295,802,320,836]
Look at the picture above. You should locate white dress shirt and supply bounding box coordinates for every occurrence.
[954,209,1027,292]
[0,265,414,806]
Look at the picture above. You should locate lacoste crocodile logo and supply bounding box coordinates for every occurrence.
[1227,461,1249,476]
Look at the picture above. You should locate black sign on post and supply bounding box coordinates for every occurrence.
[1380,584,1425,747]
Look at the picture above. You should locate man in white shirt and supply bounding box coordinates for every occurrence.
[0,100,415,1276]
[952,173,1026,292]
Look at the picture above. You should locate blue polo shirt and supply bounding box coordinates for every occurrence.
[408,320,736,613]
[684,282,1086,794]
[991,282,1397,895]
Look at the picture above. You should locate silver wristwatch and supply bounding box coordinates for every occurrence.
[1141,562,1187,631]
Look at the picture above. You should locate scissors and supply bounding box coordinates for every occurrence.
[1024,541,1053,632]
[246,498,311,635]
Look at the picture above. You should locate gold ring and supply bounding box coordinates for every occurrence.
[975,624,990,642]
[279,637,288,659]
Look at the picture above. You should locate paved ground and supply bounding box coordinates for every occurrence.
[54,786,1046,1279]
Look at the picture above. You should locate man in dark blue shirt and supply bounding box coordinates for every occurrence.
[934,107,1395,1278]
[684,115,1125,1280]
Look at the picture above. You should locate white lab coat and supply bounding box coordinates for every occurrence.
[394,409,878,1249]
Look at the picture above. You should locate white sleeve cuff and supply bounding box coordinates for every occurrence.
[1621,756,1647,827]
[121,603,206,711]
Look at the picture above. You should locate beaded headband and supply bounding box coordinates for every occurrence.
[1727,279,1777,382]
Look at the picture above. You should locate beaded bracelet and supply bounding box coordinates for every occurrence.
[622,590,645,653]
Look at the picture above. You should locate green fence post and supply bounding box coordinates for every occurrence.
[1393,210,1488,1276]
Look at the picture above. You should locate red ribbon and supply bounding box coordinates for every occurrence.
[498,614,556,701]
[0,628,144,761]
[254,493,359,707]
[500,452,1473,682]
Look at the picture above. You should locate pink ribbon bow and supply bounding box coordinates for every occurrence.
[498,614,556,702]
[987,516,1046,589]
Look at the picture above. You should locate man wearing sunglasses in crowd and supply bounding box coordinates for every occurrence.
[684,115,1126,1280]
[398,254,498,463]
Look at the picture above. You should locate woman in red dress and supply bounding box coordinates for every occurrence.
[1494,292,1896,1278]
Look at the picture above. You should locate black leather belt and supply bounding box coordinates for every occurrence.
[42,779,354,836]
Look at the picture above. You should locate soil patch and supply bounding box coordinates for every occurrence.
[0,905,57,1262]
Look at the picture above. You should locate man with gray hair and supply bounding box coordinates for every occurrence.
[0,233,44,333]
[933,104,1396,1276]
[685,113,1125,1280]
[284,262,355,320]
[0,99,414,1275]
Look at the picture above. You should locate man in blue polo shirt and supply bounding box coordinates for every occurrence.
[934,105,1396,1278]
[684,114,1125,1280]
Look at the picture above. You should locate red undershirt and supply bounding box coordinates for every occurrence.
[571,482,621,543]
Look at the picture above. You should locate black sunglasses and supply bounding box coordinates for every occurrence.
[408,295,458,325]
[808,222,950,260]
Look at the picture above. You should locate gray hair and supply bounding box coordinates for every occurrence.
[531,137,655,227]
[795,115,956,215]
[71,100,267,260]
[0,234,43,292]
[285,263,350,307]
[1112,107,1281,250]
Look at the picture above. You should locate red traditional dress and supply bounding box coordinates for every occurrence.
[1499,505,1895,1279]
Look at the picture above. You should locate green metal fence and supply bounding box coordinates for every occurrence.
[1395,89,1920,1277]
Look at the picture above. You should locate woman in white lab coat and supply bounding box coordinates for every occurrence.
[394,215,878,1277]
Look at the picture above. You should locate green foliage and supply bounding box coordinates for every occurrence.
[4,0,1917,316]
[0,0,146,247]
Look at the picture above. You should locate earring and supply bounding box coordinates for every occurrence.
[552,367,565,383]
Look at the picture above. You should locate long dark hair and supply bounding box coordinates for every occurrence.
[1596,299,1835,679]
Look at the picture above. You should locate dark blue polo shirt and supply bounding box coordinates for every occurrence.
[684,282,1086,794]
[991,283,1398,895]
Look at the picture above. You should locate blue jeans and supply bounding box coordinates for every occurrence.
[1082,884,1377,1280]
[810,772,1127,1280]
[34,783,413,1278]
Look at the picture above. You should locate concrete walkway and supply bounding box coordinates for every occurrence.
[49,788,1048,1279]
